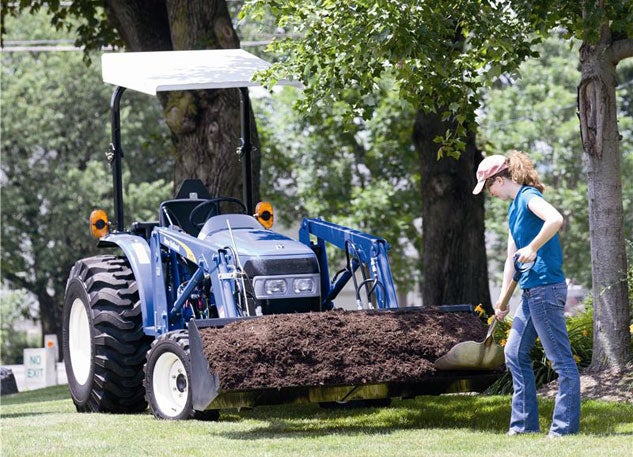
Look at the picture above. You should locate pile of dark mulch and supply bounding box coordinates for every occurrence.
[199,308,487,391]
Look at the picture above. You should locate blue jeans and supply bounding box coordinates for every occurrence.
[504,281,581,436]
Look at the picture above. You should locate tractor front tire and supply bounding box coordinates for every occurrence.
[62,255,151,413]
[144,331,219,421]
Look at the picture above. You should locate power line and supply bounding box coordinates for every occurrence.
[3,39,75,45]
[0,40,272,53]
[1,45,108,52]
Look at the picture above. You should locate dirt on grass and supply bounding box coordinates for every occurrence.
[199,308,488,390]
[538,363,633,403]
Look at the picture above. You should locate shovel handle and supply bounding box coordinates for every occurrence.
[498,253,533,312]
[485,318,498,340]
[497,279,518,312]
[483,258,529,345]
[484,279,518,344]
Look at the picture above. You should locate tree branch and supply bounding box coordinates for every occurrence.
[1,269,32,293]
[611,38,633,64]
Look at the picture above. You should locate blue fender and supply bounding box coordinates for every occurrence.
[98,233,156,335]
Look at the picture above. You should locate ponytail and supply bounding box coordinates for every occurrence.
[506,150,545,193]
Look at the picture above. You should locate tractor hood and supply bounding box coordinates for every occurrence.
[205,229,315,257]
[198,214,315,258]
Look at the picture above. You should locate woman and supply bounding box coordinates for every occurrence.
[473,151,580,437]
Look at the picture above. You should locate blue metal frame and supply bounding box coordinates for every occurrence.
[149,227,248,334]
[299,218,399,309]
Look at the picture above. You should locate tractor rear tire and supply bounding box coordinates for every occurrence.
[144,330,220,421]
[62,255,151,413]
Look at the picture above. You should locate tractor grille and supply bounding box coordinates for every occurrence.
[243,257,319,277]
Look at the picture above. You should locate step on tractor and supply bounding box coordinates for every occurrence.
[62,49,500,420]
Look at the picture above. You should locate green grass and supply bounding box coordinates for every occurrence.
[1,386,631,457]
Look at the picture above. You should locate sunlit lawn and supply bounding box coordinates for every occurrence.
[1,385,631,457]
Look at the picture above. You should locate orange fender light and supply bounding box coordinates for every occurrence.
[90,209,110,238]
[254,201,274,229]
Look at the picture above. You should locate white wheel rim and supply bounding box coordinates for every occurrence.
[68,298,91,385]
[152,351,189,418]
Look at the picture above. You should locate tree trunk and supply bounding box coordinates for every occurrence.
[578,25,631,371]
[104,0,260,201]
[413,112,491,312]
[38,292,62,361]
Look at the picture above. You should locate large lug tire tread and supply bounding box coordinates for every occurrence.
[62,255,151,414]
[144,331,219,421]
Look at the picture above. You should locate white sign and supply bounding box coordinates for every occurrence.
[23,347,57,390]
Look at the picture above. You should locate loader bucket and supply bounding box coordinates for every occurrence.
[188,314,501,412]
[189,321,222,411]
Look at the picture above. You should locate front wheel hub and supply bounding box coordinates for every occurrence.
[153,352,189,418]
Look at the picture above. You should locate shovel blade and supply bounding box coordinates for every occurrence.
[434,340,505,371]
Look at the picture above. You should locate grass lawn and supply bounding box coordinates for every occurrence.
[1,385,631,457]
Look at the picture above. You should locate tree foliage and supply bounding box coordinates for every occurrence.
[244,0,633,368]
[0,290,39,364]
[242,1,632,148]
[481,37,633,289]
[1,11,171,344]
[243,0,541,157]
[1,0,121,58]
[255,84,421,295]
[2,0,256,203]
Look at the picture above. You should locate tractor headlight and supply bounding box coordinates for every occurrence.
[264,279,287,295]
[253,274,320,299]
[293,278,315,294]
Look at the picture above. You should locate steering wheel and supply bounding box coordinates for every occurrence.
[189,197,247,228]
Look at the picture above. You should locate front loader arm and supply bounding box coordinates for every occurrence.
[150,227,246,334]
[299,218,399,309]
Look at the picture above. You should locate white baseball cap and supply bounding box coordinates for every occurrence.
[472,155,509,195]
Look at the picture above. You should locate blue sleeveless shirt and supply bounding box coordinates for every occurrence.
[508,186,565,289]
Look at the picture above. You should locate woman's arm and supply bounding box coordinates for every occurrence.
[514,196,563,263]
[495,233,517,321]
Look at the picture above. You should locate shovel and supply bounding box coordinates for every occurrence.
[434,256,533,371]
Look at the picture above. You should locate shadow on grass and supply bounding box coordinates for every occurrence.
[3,385,631,440]
[1,385,70,406]
[0,411,50,419]
[220,395,633,440]
[221,395,509,437]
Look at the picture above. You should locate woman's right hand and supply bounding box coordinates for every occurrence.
[494,302,510,321]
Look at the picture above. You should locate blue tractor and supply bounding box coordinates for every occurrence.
[62,50,497,420]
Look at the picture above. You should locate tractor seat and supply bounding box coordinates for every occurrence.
[159,199,211,237]
[158,179,212,237]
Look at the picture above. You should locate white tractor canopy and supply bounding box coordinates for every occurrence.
[101,48,302,95]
